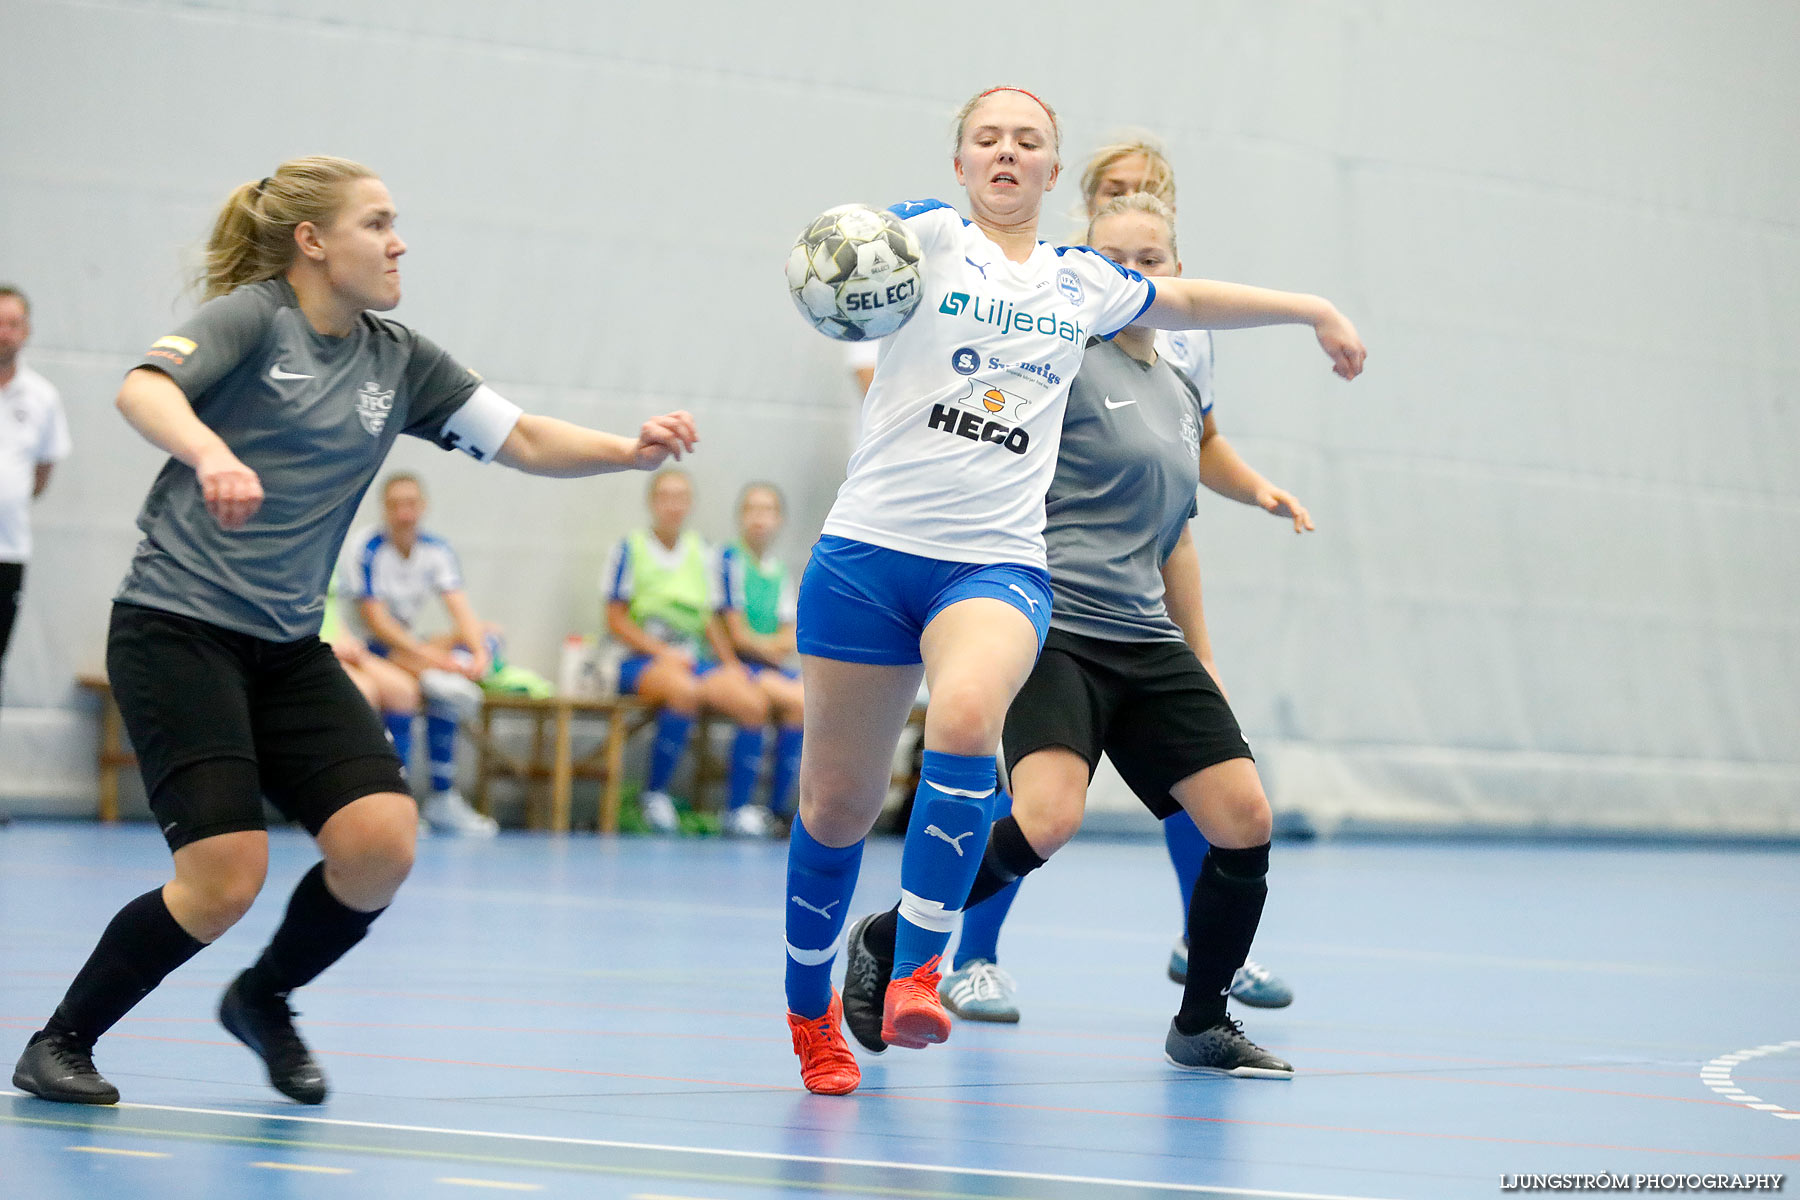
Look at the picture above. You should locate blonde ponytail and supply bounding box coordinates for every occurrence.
[199,155,377,300]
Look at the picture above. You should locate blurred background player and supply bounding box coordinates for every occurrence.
[784,85,1363,1095]
[717,482,804,834]
[341,471,497,836]
[319,571,422,782]
[603,467,771,834]
[0,285,73,827]
[945,136,1296,1016]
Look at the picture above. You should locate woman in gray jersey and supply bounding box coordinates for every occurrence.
[935,136,1296,1015]
[845,193,1310,1075]
[12,156,698,1107]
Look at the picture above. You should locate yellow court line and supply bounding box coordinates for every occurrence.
[67,1145,170,1158]
[439,1180,544,1192]
[251,1160,355,1174]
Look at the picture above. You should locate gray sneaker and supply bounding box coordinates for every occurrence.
[938,959,1020,1023]
[1164,1016,1293,1079]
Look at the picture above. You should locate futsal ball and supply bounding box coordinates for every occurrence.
[785,204,924,342]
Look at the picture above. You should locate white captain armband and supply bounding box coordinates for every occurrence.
[440,384,523,462]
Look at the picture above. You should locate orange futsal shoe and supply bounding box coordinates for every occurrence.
[880,955,952,1049]
[788,992,861,1095]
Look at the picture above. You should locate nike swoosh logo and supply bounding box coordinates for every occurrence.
[1103,396,1137,410]
[269,365,314,381]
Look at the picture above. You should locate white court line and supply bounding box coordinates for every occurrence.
[0,1092,1404,1200]
[251,1161,355,1174]
[1697,1039,1800,1123]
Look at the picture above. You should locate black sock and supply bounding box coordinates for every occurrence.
[1174,842,1270,1036]
[238,863,383,999]
[41,888,206,1045]
[865,816,1048,961]
[964,815,1047,909]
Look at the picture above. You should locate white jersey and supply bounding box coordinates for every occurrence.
[823,200,1156,570]
[1155,328,1215,418]
[0,360,71,562]
[339,526,464,635]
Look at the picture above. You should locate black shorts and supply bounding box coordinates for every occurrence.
[1002,627,1253,820]
[107,602,407,851]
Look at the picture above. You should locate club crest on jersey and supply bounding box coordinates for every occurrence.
[1181,410,1200,461]
[1056,268,1085,306]
[355,381,395,436]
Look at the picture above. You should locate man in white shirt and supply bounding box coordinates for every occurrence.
[0,286,72,824]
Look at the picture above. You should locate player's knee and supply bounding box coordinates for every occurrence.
[177,860,267,941]
[385,674,421,713]
[1014,789,1084,856]
[1208,780,1272,848]
[922,684,1005,755]
[330,822,415,895]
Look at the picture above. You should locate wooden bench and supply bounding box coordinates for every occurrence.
[76,673,134,823]
[466,693,658,833]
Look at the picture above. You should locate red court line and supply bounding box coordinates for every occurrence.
[13,1026,1791,1162]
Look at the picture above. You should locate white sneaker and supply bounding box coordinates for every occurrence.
[420,669,484,722]
[725,805,774,838]
[423,789,498,837]
[640,790,679,834]
[938,959,1020,1023]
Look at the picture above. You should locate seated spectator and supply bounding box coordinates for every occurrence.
[604,468,770,834]
[718,482,804,829]
[340,472,496,836]
[319,573,421,773]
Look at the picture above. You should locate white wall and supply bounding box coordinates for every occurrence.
[3,0,1796,834]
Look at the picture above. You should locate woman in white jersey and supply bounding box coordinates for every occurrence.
[933,137,1297,1022]
[12,156,696,1107]
[782,85,1365,1095]
[850,193,1304,1075]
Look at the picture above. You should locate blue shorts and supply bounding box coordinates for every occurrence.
[618,655,719,696]
[745,663,800,681]
[796,535,1053,666]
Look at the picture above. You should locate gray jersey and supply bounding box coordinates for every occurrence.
[118,278,481,641]
[1044,339,1204,644]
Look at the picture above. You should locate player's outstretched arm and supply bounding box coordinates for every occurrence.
[494,411,699,478]
[1196,413,1314,534]
[1139,279,1366,381]
[116,367,263,530]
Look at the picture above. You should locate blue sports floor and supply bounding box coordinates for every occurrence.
[2,822,1795,1199]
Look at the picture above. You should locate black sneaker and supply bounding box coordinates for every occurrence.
[840,913,893,1055]
[12,1031,121,1105]
[219,973,328,1104]
[1164,1016,1294,1079]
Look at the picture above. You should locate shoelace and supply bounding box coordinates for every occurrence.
[955,963,1016,1002]
[46,1036,99,1072]
[1236,960,1272,984]
[792,1014,854,1062]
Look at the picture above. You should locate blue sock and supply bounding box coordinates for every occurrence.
[383,712,414,779]
[727,726,765,811]
[1164,812,1210,925]
[953,788,1018,967]
[894,750,997,978]
[647,711,693,794]
[768,726,803,816]
[784,815,863,1019]
[425,709,457,793]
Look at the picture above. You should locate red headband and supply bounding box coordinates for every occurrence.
[973,86,1056,129]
